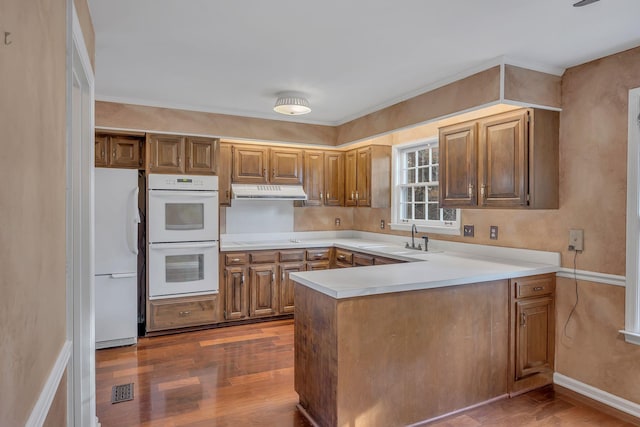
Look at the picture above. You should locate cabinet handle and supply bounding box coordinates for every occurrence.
[102,150,105,158]
[178,156,181,167]
[320,192,323,201]
[338,255,346,260]
[351,191,355,200]
[232,258,240,262]
[481,184,488,200]
[533,286,544,291]
[272,272,275,282]
[520,312,526,327]
[112,149,116,158]
[468,184,474,198]
[179,311,191,317]
[355,191,359,201]
[326,192,330,201]
[272,168,276,178]
[282,271,285,281]
[226,190,230,199]
[241,274,245,284]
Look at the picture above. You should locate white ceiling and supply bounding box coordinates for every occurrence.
[88,0,640,126]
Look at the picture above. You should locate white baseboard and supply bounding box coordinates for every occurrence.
[554,373,640,419]
[25,340,72,427]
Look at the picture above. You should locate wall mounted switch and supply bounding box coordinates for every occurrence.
[490,225,498,240]
[568,229,584,251]
[463,225,475,237]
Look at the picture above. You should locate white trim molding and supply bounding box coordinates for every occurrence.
[26,340,72,427]
[625,86,640,345]
[556,268,626,287]
[554,373,640,420]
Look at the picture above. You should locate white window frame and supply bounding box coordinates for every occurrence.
[623,86,640,345]
[390,138,461,235]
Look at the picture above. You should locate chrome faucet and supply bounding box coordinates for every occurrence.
[405,224,422,250]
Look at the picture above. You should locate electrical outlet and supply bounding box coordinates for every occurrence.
[380,219,385,229]
[490,225,498,240]
[335,217,341,227]
[463,225,475,237]
[568,229,584,251]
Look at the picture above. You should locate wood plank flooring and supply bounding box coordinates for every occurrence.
[96,319,637,427]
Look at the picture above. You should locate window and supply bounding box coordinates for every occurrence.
[391,139,460,234]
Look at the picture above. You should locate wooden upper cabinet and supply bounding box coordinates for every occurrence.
[439,121,477,207]
[479,111,527,208]
[345,146,390,208]
[95,133,144,169]
[303,151,325,206]
[270,148,303,185]
[218,143,232,206]
[232,145,269,184]
[185,137,219,175]
[95,135,107,167]
[439,108,558,209]
[324,152,344,206]
[147,134,186,174]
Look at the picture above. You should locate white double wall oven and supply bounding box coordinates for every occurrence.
[148,174,219,299]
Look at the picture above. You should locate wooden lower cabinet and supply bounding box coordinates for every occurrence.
[279,262,305,314]
[249,265,278,317]
[148,294,219,332]
[509,273,555,396]
[223,266,248,320]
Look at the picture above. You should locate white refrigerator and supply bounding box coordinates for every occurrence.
[95,168,140,349]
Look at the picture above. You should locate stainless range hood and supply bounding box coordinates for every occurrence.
[231,183,307,201]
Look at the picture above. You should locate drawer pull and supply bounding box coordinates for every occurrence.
[533,286,544,291]
[232,258,241,262]
[338,255,346,260]
[179,311,191,317]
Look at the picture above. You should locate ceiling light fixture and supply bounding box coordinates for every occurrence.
[273,92,311,115]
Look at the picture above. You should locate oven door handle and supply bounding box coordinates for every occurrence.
[148,190,218,198]
[148,241,218,250]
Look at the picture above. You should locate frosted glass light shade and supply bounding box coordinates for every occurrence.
[273,95,311,115]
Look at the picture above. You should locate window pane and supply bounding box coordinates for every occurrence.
[431,165,439,182]
[399,187,408,203]
[406,187,413,202]
[407,169,416,183]
[418,167,429,183]
[415,186,425,202]
[431,149,439,164]
[407,151,415,168]
[443,208,457,221]
[402,203,413,220]
[428,185,439,201]
[415,203,426,220]
[428,203,439,220]
[418,149,429,166]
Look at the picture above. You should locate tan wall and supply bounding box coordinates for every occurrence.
[74,0,95,69]
[0,0,69,425]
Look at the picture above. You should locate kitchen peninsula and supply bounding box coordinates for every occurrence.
[289,245,559,427]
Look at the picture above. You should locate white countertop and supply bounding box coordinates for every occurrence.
[220,231,560,299]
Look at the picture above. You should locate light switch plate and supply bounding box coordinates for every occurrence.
[463,225,475,237]
[568,229,584,251]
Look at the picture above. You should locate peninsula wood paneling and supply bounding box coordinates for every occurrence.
[95,101,337,146]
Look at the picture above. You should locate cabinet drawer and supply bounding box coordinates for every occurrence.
[374,256,402,265]
[335,249,353,265]
[307,260,330,270]
[353,253,374,266]
[225,253,247,266]
[306,248,331,261]
[279,250,305,263]
[514,275,555,299]
[249,250,278,264]
[149,295,218,331]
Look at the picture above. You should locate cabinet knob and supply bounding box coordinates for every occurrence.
[533,286,544,291]
[468,184,474,198]
[179,311,191,317]
[520,312,527,326]
[232,258,240,262]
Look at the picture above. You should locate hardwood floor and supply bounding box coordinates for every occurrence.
[96,319,637,427]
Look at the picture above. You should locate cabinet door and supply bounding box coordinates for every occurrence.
[303,151,324,206]
[279,262,305,314]
[479,111,528,207]
[324,152,345,206]
[148,134,186,174]
[218,143,232,206]
[271,148,303,185]
[515,296,553,380]
[249,265,277,317]
[232,145,269,184]
[439,122,477,207]
[345,149,358,207]
[224,266,248,320]
[355,147,371,206]
[110,135,143,168]
[95,135,107,167]
[186,137,218,175]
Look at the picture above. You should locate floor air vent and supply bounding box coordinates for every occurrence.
[111,383,134,404]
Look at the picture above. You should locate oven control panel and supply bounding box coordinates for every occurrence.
[148,174,218,191]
